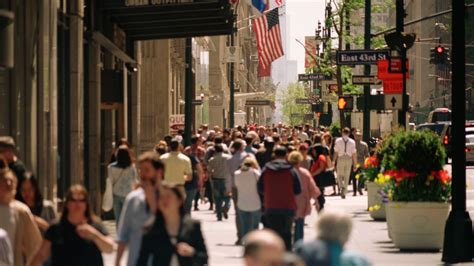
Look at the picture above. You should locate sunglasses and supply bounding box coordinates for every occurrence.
[69,198,87,203]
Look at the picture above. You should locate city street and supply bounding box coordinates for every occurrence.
[102,164,474,266]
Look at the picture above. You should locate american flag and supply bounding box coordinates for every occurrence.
[252,8,284,69]
[275,0,283,7]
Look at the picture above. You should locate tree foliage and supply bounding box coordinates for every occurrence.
[278,83,311,126]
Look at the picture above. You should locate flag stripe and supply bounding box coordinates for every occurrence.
[253,8,284,71]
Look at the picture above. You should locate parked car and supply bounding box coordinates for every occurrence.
[466,134,474,164]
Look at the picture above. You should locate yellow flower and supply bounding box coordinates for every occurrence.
[384,175,391,182]
[373,205,381,211]
[369,207,374,212]
[355,174,360,180]
[356,163,361,169]
[377,173,384,179]
[388,191,393,200]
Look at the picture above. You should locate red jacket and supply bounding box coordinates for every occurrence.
[258,159,301,216]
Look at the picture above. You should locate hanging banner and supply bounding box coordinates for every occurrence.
[304,36,317,69]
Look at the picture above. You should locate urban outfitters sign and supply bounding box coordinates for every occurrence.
[336,50,389,65]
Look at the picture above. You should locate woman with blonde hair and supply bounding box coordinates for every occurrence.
[288,151,321,242]
[234,157,262,238]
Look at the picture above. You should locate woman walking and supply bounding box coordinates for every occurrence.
[234,157,262,238]
[107,145,138,221]
[30,185,115,266]
[137,183,208,266]
[288,151,320,242]
[311,144,329,211]
[17,172,56,233]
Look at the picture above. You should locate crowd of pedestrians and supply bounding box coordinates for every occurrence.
[0,122,373,266]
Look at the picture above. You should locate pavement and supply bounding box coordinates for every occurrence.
[103,164,474,266]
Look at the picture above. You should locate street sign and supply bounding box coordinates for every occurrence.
[384,94,403,110]
[169,114,185,134]
[336,50,389,65]
[224,46,241,63]
[352,75,382,85]
[304,113,314,120]
[383,80,403,94]
[295,98,316,104]
[377,59,410,80]
[298,73,329,81]
[245,99,272,106]
[192,99,203,105]
[389,57,410,73]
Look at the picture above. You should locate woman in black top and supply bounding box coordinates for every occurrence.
[30,185,115,266]
[137,183,208,266]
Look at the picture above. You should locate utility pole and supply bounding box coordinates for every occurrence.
[396,0,407,127]
[184,38,193,147]
[229,33,235,129]
[442,0,472,263]
[363,0,371,141]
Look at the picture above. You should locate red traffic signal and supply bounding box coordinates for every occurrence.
[436,46,444,54]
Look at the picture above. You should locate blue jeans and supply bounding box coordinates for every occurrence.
[113,194,126,225]
[238,209,261,238]
[212,179,226,219]
[185,188,198,214]
[294,218,305,242]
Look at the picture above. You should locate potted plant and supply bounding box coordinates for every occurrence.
[380,130,451,250]
[359,155,387,220]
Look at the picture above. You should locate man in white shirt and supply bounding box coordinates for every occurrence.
[333,127,358,199]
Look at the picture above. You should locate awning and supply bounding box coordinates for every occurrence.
[101,0,236,41]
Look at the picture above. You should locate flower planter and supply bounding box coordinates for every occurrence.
[385,202,450,250]
[367,181,386,221]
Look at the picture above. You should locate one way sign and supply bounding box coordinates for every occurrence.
[384,94,403,110]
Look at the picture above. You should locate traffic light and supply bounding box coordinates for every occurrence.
[338,96,354,111]
[430,46,450,65]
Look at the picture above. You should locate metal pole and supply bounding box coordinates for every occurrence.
[442,0,472,263]
[184,38,193,147]
[229,33,235,128]
[363,0,371,142]
[396,0,407,128]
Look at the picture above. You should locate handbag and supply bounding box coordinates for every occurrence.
[315,169,336,188]
[102,169,125,212]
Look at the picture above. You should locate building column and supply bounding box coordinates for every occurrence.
[208,36,225,128]
[69,0,84,185]
[87,41,101,213]
[139,40,171,153]
[130,41,142,153]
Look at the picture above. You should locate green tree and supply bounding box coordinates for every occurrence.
[279,83,311,126]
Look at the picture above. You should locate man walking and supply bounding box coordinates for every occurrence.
[115,152,164,266]
[0,137,27,199]
[354,130,369,196]
[227,139,254,245]
[333,128,357,199]
[258,146,301,250]
[207,144,231,221]
[160,138,193,195]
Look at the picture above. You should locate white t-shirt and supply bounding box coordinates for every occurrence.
[234,169,261,212]
[334,137,357,157]
[0,203,17,251]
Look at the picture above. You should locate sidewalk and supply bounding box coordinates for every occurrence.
[104,190,473,266]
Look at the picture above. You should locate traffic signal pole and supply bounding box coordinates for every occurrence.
[396,0,407,128]
[363,0,371,141]
[442,0,472,263]
[229,33,235,129]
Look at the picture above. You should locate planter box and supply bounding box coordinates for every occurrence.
[367,182,386,221]
[386,202,450,250]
